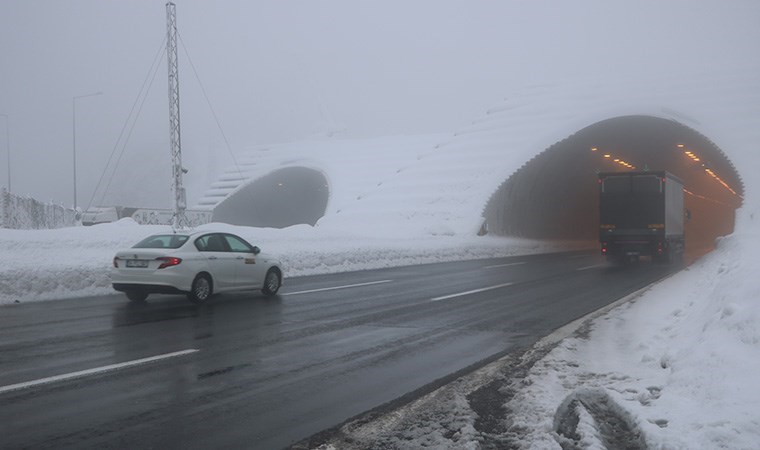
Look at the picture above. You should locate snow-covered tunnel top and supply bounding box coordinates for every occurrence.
[196,66,759,241]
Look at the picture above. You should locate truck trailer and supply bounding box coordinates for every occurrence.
[598,171,685,264]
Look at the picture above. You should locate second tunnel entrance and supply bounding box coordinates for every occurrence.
[212,166,329,228]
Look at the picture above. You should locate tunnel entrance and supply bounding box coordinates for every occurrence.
[212,166,329,228]
[483,116,743,254]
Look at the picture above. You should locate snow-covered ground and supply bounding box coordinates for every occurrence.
[505,212,760,449]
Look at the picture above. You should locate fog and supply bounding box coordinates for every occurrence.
[1,0,758,209]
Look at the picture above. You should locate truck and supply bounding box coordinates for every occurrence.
[598,171,685,264]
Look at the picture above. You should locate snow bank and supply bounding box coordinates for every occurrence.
[503,213,760,449]
[0,220,583,305]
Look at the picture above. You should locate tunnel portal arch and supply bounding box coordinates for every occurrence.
[212,166,329,228]
[483,115,743,252]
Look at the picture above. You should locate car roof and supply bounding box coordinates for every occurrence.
[141,230,247,240]
[166,230,241,238]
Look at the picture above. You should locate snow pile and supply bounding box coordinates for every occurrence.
[0,219,581,305]
[499,210,760,449]
[0,219,165,303]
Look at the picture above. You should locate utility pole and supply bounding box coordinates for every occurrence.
[72,91,102,211]
[166,1,188,229]
[0,114,9,193]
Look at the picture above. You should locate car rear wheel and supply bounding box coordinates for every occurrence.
[262,269,281,296]
[125,290,148,302]
[188,274,212,304]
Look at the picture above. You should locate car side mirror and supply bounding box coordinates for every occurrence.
[252,246,261,255]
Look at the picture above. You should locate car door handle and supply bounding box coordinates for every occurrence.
[208,256,218,260]
[235,256,245,260]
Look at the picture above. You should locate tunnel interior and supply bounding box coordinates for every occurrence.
[483,115,744,253]
[212,166,329,228]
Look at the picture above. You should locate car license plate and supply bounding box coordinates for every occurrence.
[126,260,149,268]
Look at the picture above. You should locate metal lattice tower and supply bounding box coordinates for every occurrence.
[166,2,188,229]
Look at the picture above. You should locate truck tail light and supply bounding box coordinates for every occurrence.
[113,257,121,268]
[601,242,608,255]
[156,257,182,269]
[657,242,664,255]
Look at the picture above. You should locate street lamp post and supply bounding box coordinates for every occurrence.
[0,113,9,193]
[72,91,102,210]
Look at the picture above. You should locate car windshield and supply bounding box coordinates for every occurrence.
[132,234,189,249]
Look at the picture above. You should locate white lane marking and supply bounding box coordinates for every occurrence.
[0,349,199,395]
[577,264,606,271]
[431,282,514,302]
[483,262,527,269]
[281,279,394,296]
[567,254,591,260]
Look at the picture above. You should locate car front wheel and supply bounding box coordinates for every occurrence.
[262,269,281,296]
[188,274,213,304]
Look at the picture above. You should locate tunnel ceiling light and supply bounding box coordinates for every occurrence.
[684,150,704,163]
[598,150,637,170]
[591,147,598,151]
[677,144,685,148]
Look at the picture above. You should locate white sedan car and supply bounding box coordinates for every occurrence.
[111,231,283,303]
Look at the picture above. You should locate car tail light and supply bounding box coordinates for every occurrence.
[601,242,608,255]
[156,257,182,269]
[657,242,664,255]
[113,257,121,268]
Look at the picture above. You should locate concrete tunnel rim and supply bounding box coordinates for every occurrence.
[219,162,333,210]
[212,163,332,228]
[479,112,745,237]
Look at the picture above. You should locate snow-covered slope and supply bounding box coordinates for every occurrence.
[331,70,759,237]
[201,67,759,239]
[195,134,447,215]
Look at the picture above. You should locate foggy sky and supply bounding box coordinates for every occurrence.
[1,1,758,209]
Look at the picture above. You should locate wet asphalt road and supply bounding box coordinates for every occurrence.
[0,251,677,449]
